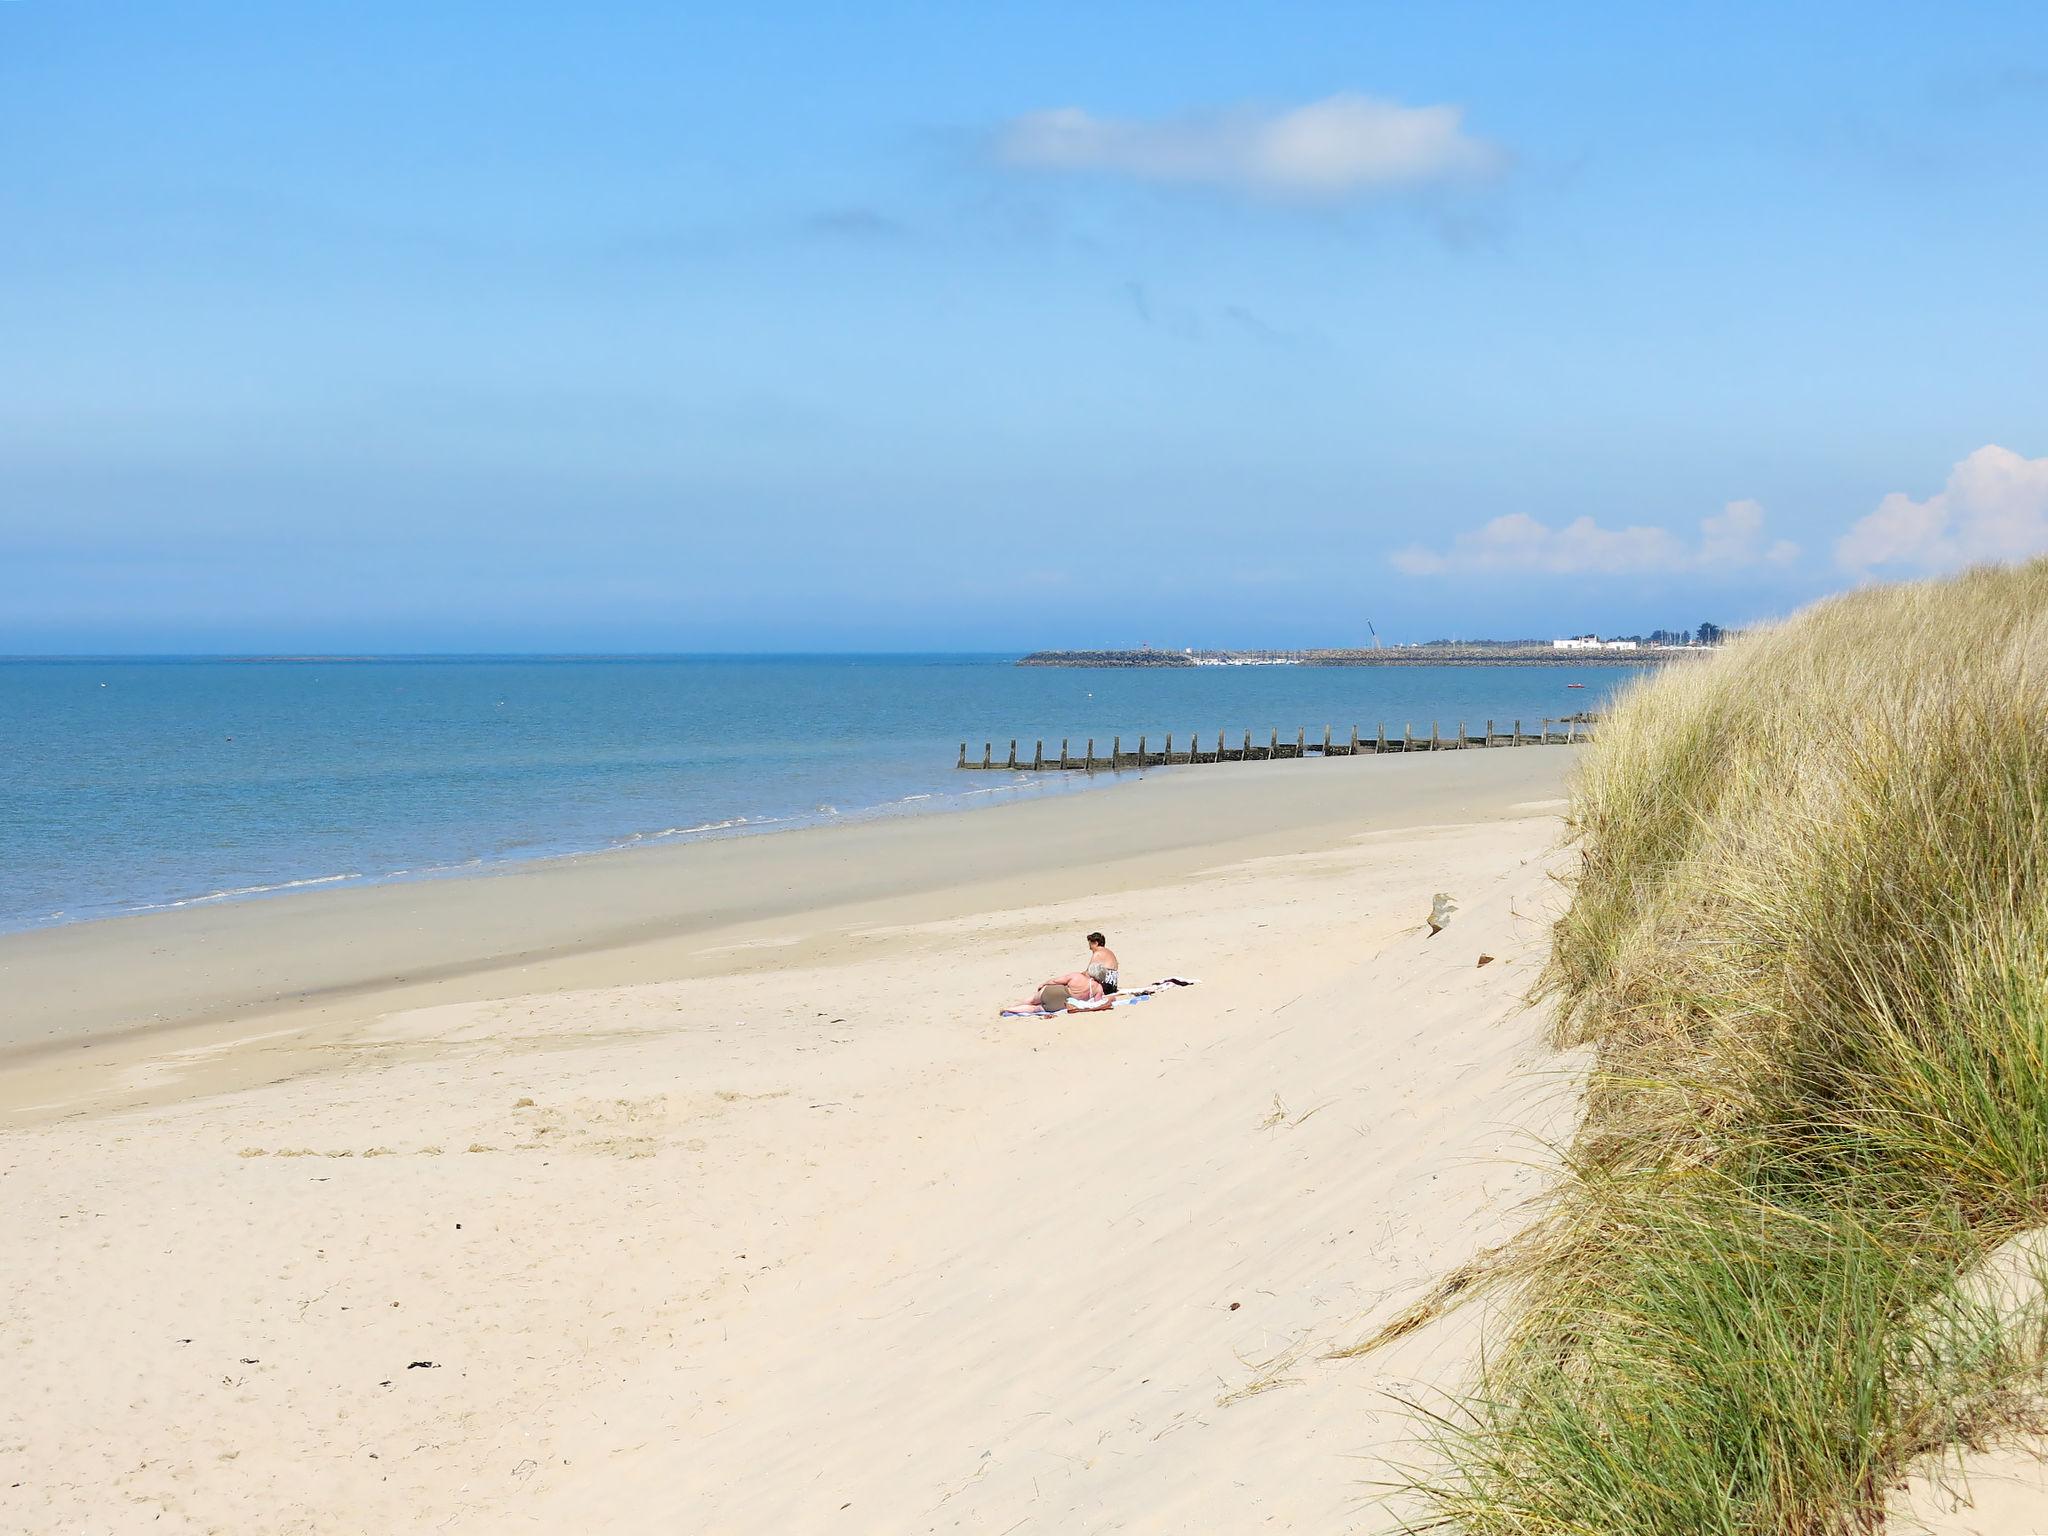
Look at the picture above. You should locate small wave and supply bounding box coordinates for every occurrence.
[961,776,1072,798]
[388,857,485,877]
[897,793,932,803]
[131,872,363,913]
[610,815,788,848]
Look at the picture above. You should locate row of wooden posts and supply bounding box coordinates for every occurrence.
[957,718,1593,771]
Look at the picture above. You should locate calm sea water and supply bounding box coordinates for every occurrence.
[0,656,1644,932]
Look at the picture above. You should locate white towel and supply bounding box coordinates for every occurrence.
[999,977,1199,1018]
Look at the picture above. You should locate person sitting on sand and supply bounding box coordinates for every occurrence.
[1084,931,1120,995]
[1014,970,1105,1012]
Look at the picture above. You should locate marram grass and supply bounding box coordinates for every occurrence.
[1404,562,2048,1534]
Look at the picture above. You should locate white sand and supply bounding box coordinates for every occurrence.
[1896,1447,2048,1535]
[1,752,1581,1532]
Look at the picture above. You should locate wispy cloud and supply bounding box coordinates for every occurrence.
[1836,444,2048,575]
[995,93,1504,200]
[1991,63,2048,99]
[1119,279,1205,339]
[801,206,909,242]
[1221,304,1295,346]
[1393,500,1798,577]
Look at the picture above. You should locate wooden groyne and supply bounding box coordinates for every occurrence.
[958,717,1595,771]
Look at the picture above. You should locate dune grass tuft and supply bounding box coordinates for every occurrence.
[1404,561,2048,1533]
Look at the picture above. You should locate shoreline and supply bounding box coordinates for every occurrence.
[2,748,1572,1119]
[6,765,1093,938]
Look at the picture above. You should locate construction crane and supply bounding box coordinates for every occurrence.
[1367,620,1382,650]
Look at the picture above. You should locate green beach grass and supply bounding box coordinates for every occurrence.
[1404,562,2048,1533]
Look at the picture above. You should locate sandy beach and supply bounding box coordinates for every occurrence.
[8,740,2033,1534]
[0,748,1592,1533]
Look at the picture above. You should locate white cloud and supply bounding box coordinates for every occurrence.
[1698,499,1799,569]
[1835,445,2048,575]
[1392,501,1800,577]
[995,93,1502,198]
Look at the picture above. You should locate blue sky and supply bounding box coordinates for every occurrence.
[3,1,2046,651]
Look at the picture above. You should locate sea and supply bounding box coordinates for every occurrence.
[0,655,1646,933]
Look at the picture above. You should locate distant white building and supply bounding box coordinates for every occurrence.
[1554,634,1638,651]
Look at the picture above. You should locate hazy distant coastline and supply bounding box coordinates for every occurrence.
[1018,645,1697,668]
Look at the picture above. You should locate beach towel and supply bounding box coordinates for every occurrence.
[1000,977,1199,1018]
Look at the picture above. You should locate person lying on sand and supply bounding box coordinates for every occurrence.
[1084,931,1120,994]
[1013,971,1106,1012]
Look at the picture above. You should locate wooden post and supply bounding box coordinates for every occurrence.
[1566,719,1576,744]
[1137,734,1146,766]
[1349,726,1358,755]
[1458,721,1467,748]
[1430,721,1440,751]
[1007,739,1017,769]
[1033,739,1044,770]
[1323,724,1331,756]
[1378,722,1387,753]
[1086,737,1096,772]
[1112,735,1121,768]
[1217,730,1225,759]
[982,741,992,768]
[1513,719,1522,746]
[1164,732,1172,761]
[1404,722,1413,750]
[1297,726,1306,757]
[1060,738,1069,769]
[1486,718,1495,746]
[958,742,968,769]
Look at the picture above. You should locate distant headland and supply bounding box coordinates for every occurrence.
[1017,639,1718,669]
